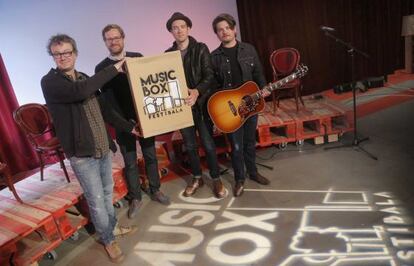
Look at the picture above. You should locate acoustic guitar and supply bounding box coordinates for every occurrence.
[207,64,308,133]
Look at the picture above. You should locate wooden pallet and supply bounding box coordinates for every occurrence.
[256,98,352,146]
[0,169,87,242]
[0,196,61,266]
[257,103,296,148]
[0,153,131,264]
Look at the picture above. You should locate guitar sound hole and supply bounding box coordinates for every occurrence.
[239,95,257,116]
[242,95,254,106]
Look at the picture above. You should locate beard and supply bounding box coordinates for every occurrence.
[220,35,237,47]
[222,38,233,45]
[109,44,124,56]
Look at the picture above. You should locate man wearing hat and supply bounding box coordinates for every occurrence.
[165,12,225,198]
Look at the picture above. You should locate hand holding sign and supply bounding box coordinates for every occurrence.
[185,89,199,107]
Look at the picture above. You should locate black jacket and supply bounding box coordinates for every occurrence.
[211,41,266,90]
[95,52,141,144]
[95,52,141,122]
[165,36,215,109]
[41,66,133,158]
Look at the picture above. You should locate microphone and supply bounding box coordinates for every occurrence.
[320,25,335,32]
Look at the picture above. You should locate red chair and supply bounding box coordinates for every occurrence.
[0,161,23,203]
[13,103,70,183]
[270,48,304,113]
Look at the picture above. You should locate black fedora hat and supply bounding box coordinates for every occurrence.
[166,12,192,31]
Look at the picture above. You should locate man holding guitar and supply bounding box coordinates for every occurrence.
[210,13,271,197]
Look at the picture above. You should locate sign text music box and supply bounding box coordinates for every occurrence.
[125,51,194,138]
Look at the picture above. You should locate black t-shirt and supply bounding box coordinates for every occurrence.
[222,43,243,88]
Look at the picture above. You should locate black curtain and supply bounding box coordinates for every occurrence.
[237,0,414,94]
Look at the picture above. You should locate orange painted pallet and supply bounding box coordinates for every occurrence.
[278,99,325,143]
[257,104,297,147]
[318,98,353,135]
[0,152,137,264]
[275,97,352,144]
[0,196,60,266]
[2,168,88,242]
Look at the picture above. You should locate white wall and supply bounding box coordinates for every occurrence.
[0,0,239,104]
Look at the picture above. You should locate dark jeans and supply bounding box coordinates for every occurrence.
[117,132,160,199]
[180,108,220,179]
[227,114,258,182]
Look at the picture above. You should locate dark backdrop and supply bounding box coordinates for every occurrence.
[237,0,414,94]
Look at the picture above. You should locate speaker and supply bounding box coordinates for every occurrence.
[355,81,368,93]
[365,76,386,88]
[333,76,386,94]
[333,82,353,94]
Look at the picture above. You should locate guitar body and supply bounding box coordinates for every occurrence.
[207,81,265,133]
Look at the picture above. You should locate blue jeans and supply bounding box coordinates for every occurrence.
[69,152,116,245]
[227,114,258,182]
[180,108,220,179]
[117,133,160,197]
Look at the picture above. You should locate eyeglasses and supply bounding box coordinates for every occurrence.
[105,36,123,43]
[52,50,73,59]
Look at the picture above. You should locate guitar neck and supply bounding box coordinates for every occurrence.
[266,73,298,92]
[251,72,299,100]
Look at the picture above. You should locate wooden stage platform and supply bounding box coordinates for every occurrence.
[3,70,413,265]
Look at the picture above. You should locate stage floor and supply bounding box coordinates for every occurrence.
[38,94,414,265]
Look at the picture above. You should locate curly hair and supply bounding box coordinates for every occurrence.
[47,34,78,56]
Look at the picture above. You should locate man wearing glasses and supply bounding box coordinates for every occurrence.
[41,34,137,263]
[96,24,170,220]
[165,12,226,198]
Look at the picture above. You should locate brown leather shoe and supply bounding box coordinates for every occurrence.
[212,179,225,199]
[233,181,245,197]
[183,177,204,197]
[104,241,125,263]
[250,173,270,185]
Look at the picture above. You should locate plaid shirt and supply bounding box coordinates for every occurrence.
[73,72,109,158]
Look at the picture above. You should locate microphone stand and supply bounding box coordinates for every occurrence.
[323,31,378,160]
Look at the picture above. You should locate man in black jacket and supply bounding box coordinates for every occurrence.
[210,14,271,197]
[41,34,137,263]
[96,24,170,219]
[165,12,225,198]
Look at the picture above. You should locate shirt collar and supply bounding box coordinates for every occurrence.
[108,50,126,61]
